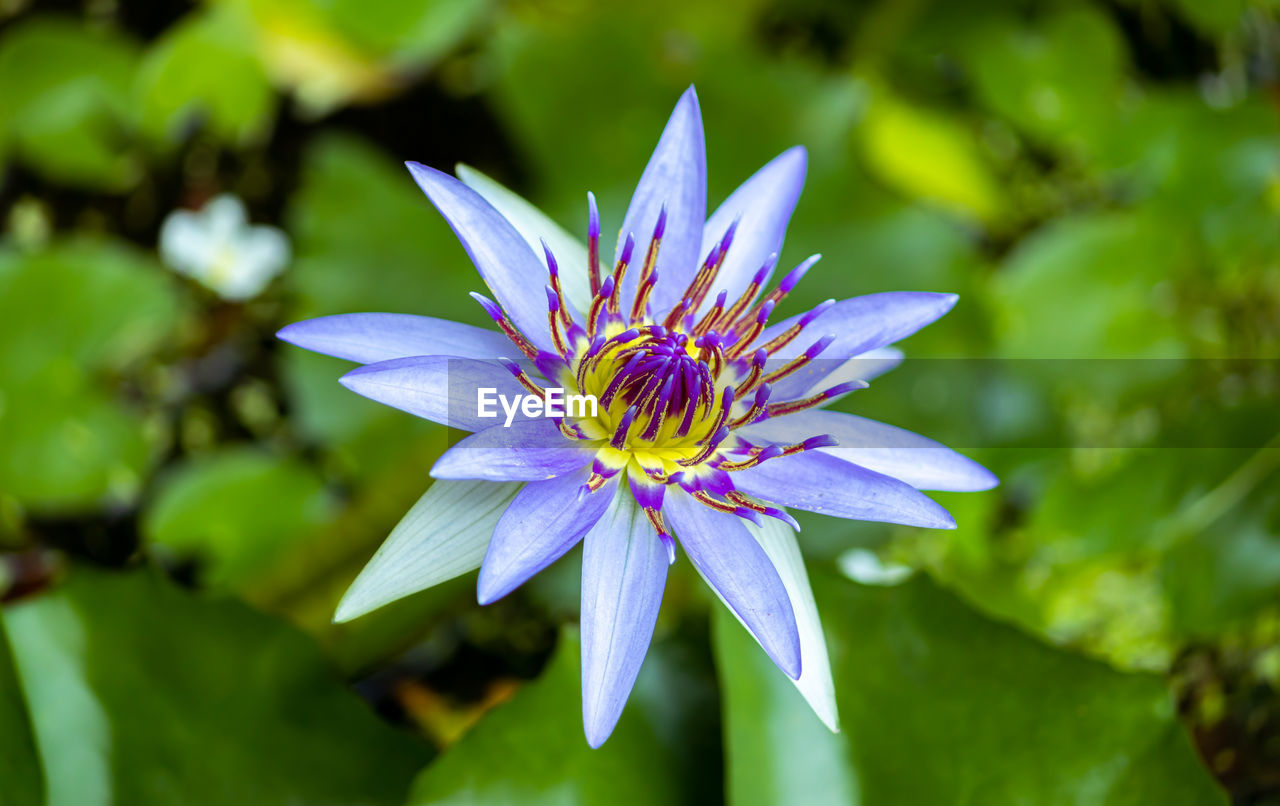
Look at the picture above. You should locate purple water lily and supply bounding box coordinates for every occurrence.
[279,87,996,747]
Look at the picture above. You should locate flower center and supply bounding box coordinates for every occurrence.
[479,200,860,534]
[584,326,713,439]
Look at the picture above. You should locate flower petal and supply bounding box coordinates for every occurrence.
[456,164,592,313]
[580,489,668,748]
[746,516,840,732]
[476,470,618,604]
[770,346,904,401]
[617,87,707,317]
[741,409,997,492]
[159,209,214,276]
[334,480,520,622]
[339,355,530,432]
[278,313,518,364]
[205,194,248,237]
[761,292,958,362]
[431,419,592,481]
[731,450,956,528]
[698,146,807,313]
[664,491,801,679]
[406,162,552,350]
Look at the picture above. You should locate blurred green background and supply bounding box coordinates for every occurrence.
[1,0,1278,803]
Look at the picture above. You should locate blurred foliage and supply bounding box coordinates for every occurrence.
[2,0,1279,802]
[0,239,185,512]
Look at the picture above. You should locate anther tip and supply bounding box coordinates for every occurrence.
[824,380,870,398]
[805,334,836,359]
[804,434,839,450]
[495,357,522,376]
[541,239,559,273]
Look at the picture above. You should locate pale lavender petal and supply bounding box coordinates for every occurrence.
[770,346,904,401]
[406,162,552,350]
[339,355,530,432]
[617,87,707,317]
[760,292,958,362]
[740,410,997,492]
[456,164,592,313]
[732,450,955,528]
[698,146,807,313]
[277,313,518,364]
[476,470,618,604]
[581,490,668,748]
[431,419,592,481]
[664,491,801,679]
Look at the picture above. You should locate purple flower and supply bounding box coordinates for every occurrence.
[279,87,996,747]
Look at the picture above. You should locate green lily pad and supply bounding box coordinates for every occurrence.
[0,239,183,512]
[960,6,1124,149]
[408,630,682,805]
[1,567,425,806]
[991,211,1189,359]
[0,618,43,806]
[0,17,140,190]
[142,447,338,589]
[134,6,276,146]
[716,572,1226,805]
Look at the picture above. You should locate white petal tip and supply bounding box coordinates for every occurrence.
[972,473,1000,492]
[583,704,623,749]
[475,575,506,606]
[773,650,802,681]
[585,732,609,750]
[332,596,368,624]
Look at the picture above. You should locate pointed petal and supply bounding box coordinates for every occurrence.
[664,492,801,679]
[278,313,518,364]
[456,164,592,314]
[334,480,519,622]
[741,410,997,492]
[617,87,707,316]
[746,516,840,731]
[477,470,618,604]
[760,292,958,362]
[770,346,904,401]
[581,489,668,748]
[732,450,956,528]
[406,162,552,350]
[339,355,529,432]
[698,147,807,313]
[431,419,592,481]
